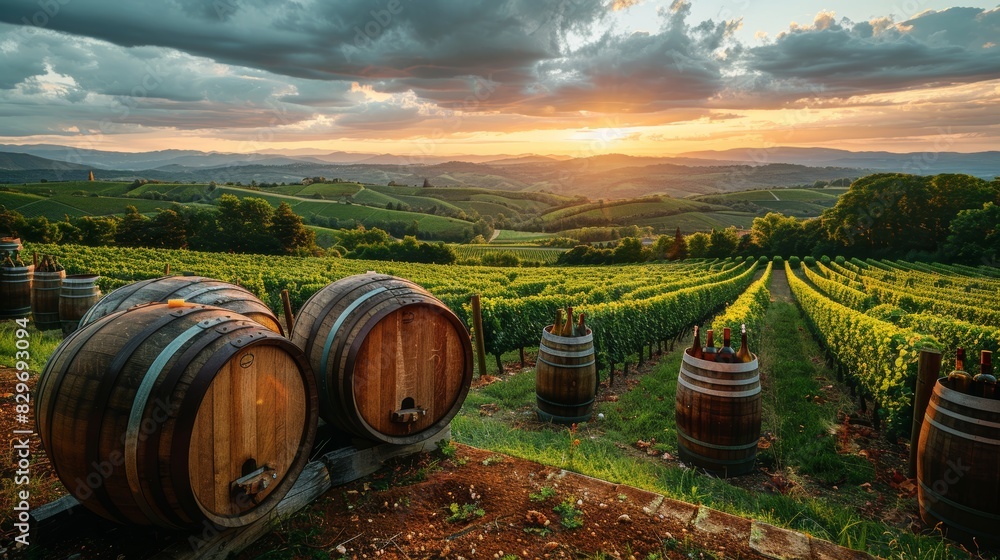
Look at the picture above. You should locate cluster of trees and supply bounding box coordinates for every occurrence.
[0,194,319,256]
[336,226,457,264]
[687,173,1000,263]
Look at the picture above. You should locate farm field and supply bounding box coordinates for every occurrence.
[5,247,998,558]
[451,244,567,264]
[695,188,846,218]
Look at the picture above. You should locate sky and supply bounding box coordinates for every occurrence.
[0,0,998,157]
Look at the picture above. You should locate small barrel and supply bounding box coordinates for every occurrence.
[0,237,22,258]
[79,275,282,335]
[32,269,66,330]
[0,265,33,319]
[291,273,473,444]
[59,274,102,334]
[675,349,761,477]
[36,303,318,529]
[917,379,1000,548]
[535,325,597,424]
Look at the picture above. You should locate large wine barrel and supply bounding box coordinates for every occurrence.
[917,378,1000,548]
[291,273,473,444]
[59,274,101,334]
[535,325,597,424]
[32,269,66,330]
[0,265,33,319]
[79,275,282,335]
[675,349,761,477]
[36,302,318,529]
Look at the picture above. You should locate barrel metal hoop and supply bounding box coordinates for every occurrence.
[319,287,389,395]
[542,328,593,345]
[680,368,760,387]
[677,374,761,398]
[677,444,756,466]
[538,345,594,359]
[535,394,595,408]
[171,284,237,302]
[919,479,1000,522]
[537,356,596,369]
[926,415,1000,446]
[927,399,1000,430]
[677,427,760,451]
[125,319,229,525]
[936,381,1000,413]
[535,408,593,424]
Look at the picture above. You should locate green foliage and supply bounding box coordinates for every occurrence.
[788,256,800,269]
[446,502,485,523]
[786,262,940,437]
[944,202,1000,265]
[711,262,772,352]
[436,439,457,458]
[529,487,557,502]
[552,497,584,529]
[348,236,457,264]
[480,250,521,267]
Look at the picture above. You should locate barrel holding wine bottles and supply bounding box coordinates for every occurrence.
[917,347,999,548]
[536,306,597,424]
[676,324,761,477]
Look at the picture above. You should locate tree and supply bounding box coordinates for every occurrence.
[686,232,711,258]
[77,216,117,246]
[944,202,1000,265]
[667,227,687,260]
[707,227,739,258]
[216,194,278,253]
[822,173,997,255]
[612,237,647,263]
[750,213,802,257]
[116,206,151,247]
[149,208,188,249]
[0,206,28,237]
[406,220,420,236]
[270,202,315,254]
[22,216,61,243]
[422,178,432,188]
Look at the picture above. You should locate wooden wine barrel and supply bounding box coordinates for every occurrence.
[59,274,101,334]
[675,349,761,477]
[535,325,597,424]
[0,265,33,319]
[0,237,21,258]
[36,303,318,529]
[917,378,1000,548]
[32,269,66,330]
[291,273,473,444]
[79,275,282,335]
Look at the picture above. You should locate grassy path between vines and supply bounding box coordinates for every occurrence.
[452,270,972,559]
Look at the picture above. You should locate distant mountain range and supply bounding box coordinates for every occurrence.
[1,144,996,200]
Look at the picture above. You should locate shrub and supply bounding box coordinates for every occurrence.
[788,256,800,269]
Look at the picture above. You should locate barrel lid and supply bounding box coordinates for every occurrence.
[541,325,593,345]
[935,377,1000,413]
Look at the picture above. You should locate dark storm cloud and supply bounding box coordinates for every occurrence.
[744,7,1000,98]
[0,1,998,140]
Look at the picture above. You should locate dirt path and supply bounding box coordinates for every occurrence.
[768,266,794,303]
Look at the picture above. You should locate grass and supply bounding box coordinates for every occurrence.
[0,321,64,372]
[451,285,972,559]
[552,496,584,529]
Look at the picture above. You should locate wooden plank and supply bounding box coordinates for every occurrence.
[154,425,450,559]
[323,426,450,487]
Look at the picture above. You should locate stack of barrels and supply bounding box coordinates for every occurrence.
[37,271,473,530]
[0,248,104,334]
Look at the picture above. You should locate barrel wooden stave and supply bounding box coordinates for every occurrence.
[535,326,597,424]
[59,274,101,334]
[79,275,282,335]
[917,379,1000,548]
[675,350,761,477]
[0,265,33,319]
[36,303,318,528]
[32,269,66,329]
[291,273,473,444]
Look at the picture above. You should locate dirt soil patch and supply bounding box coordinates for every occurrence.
[237,443,761,560]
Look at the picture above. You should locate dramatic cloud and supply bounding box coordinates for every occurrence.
[0,1,997,152]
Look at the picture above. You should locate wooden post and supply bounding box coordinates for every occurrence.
[281,289,295,335]
[519,347,525,369]
[32,251,38,267]
[909,348,942,477]
[164,263,170,275]
[470,294,488,377]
